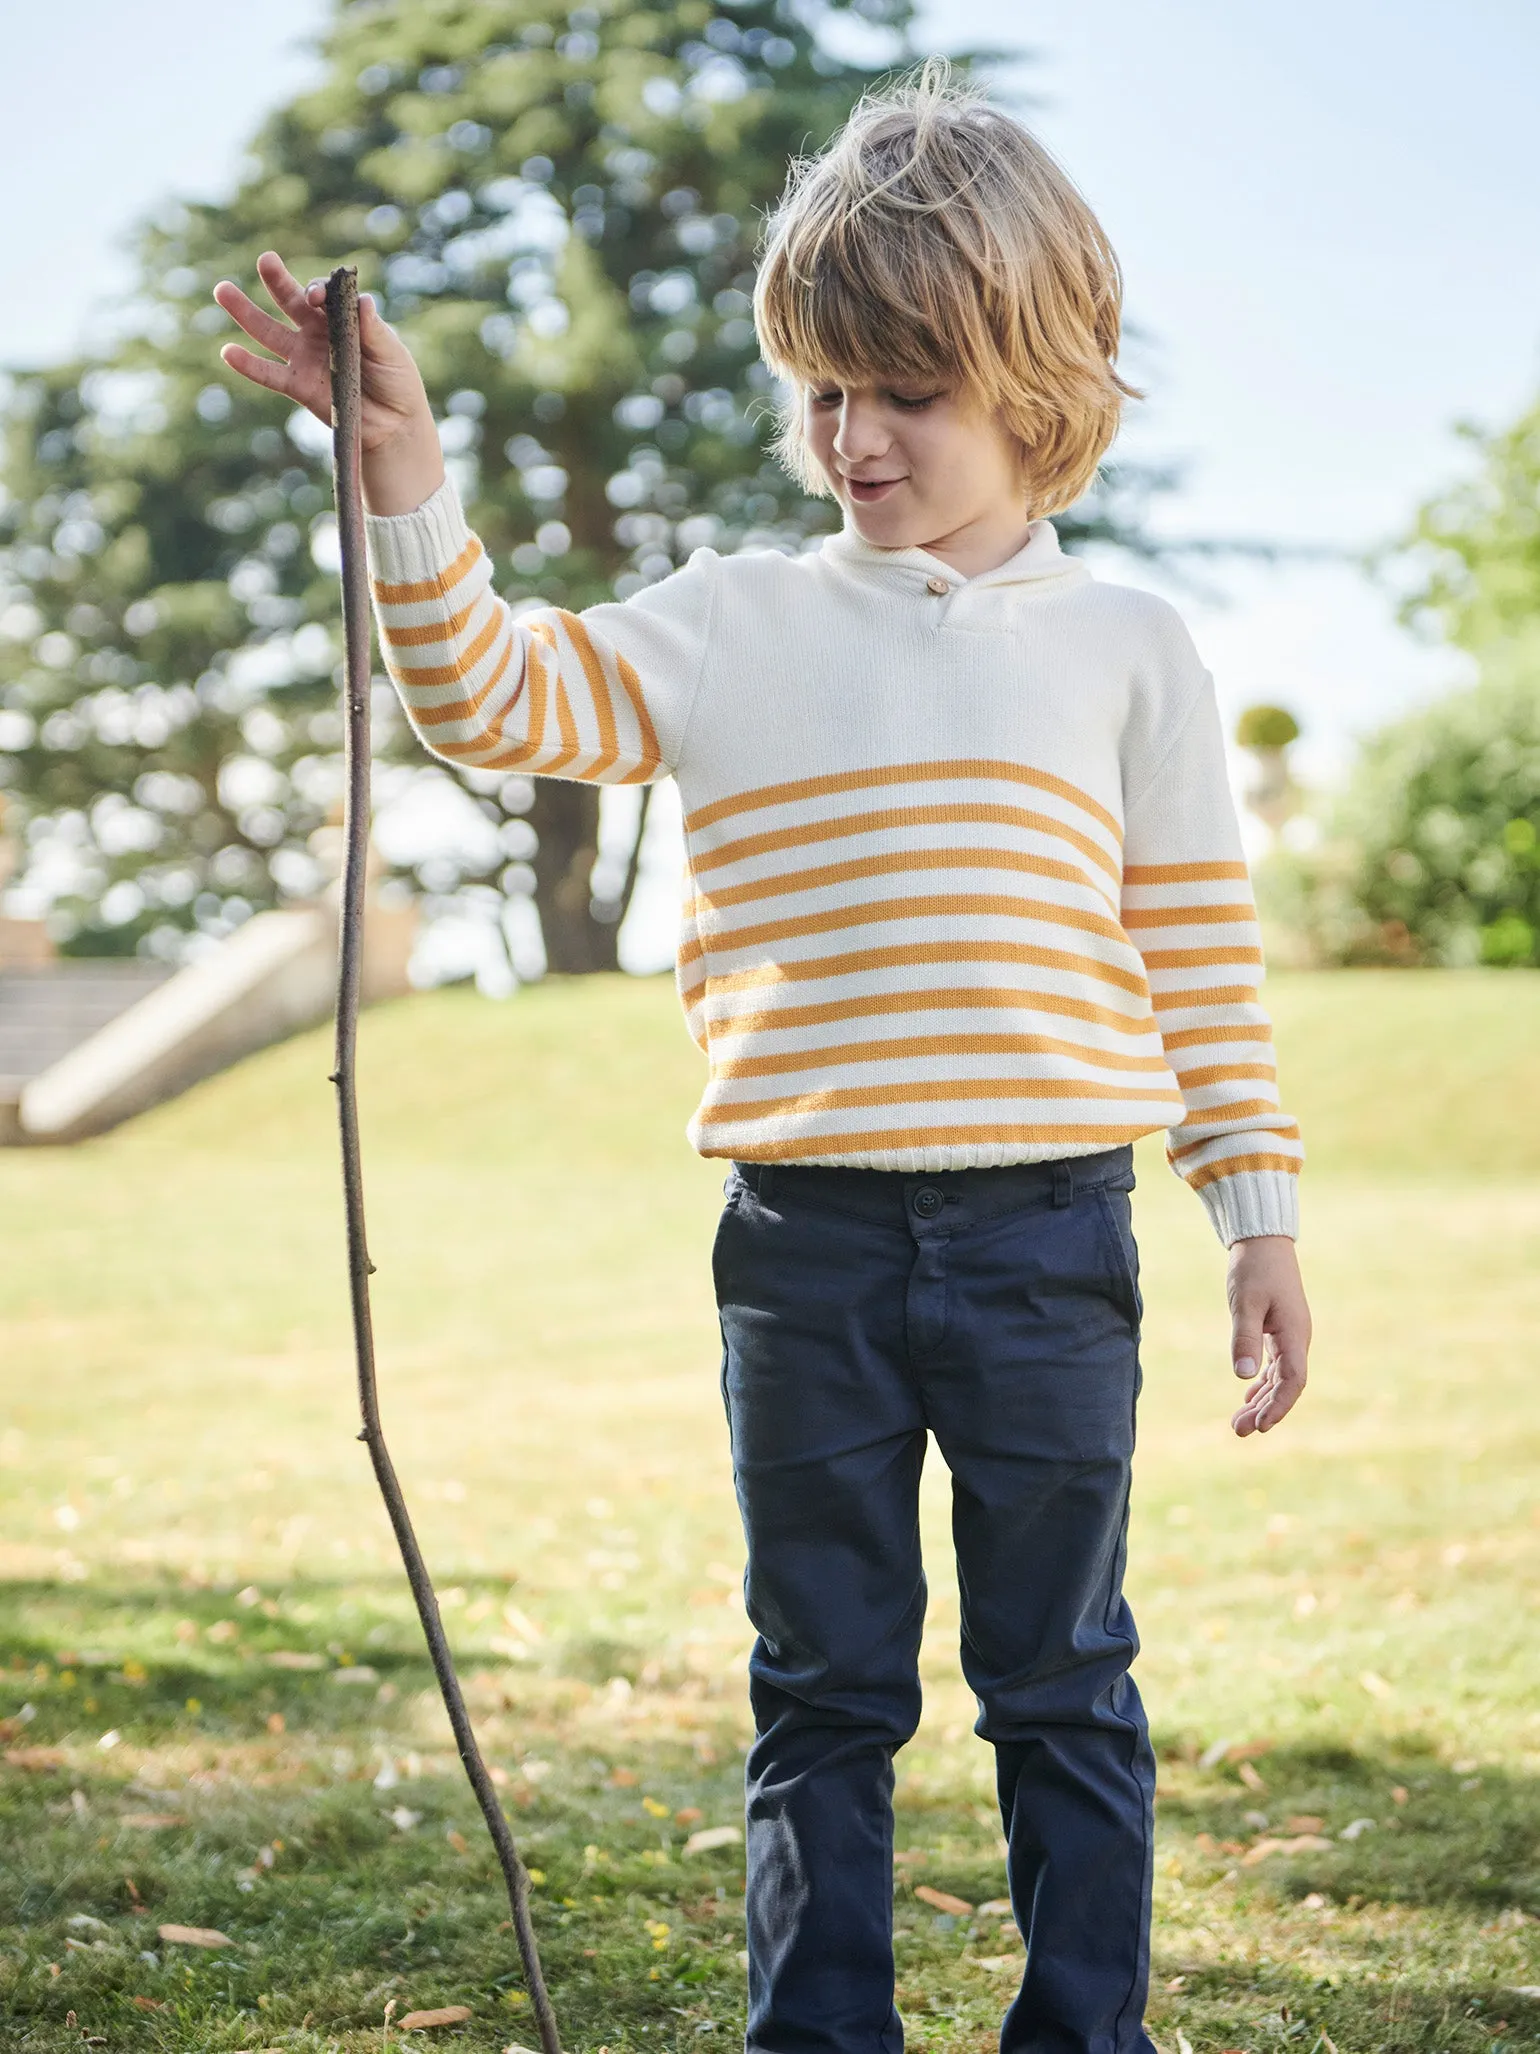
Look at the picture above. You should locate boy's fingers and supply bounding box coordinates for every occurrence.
[256,250,320,325]
[220,341,298,398]
[1230,1297,1265,1381]
[212,281,294,359]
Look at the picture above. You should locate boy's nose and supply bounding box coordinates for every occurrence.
[832,400,891,464]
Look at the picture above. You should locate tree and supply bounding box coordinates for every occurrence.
[1396,396,1540,657]
[1267,388,1540,968]
[0,0,1173,972]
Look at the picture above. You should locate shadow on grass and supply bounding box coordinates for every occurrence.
[1153,1733,1540,1920]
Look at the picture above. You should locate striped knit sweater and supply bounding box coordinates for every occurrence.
[366,478,1302,1244]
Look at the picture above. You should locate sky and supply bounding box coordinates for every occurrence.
[2,0,1537,950]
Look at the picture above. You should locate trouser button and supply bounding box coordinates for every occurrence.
[912,1186,943,1219]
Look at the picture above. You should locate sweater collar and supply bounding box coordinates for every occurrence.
[820,516,1090,593]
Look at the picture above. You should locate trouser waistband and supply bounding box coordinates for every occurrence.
[729,1145,1135,1231]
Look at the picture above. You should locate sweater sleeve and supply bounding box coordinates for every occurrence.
[1120,664,1303,1245]
[364,476,715,783]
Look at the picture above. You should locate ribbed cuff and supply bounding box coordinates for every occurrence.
[363,475,470,585]
[1197,1168,1300,1246]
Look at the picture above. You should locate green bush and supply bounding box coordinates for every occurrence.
[1271,642,1540,967]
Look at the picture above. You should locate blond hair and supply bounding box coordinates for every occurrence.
[754,63,1138,517]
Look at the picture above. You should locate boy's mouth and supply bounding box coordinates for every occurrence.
[844,476,906,504]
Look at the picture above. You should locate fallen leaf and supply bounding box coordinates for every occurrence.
[915,1885,974,1916]
[1240,1838,1283,1866]
[675,1807,703,1827]
[973,1954,1016,1972]
[399,2005,474,2029]
[642,1796,669,1818]
[1176,2034,1194,2054]
[1284,1815,1325,1833]
[1359,1669,1393,1700]
[266,1712,286,1735]
[1391,1785,1409,1805]
[1236,1760,1266,1793]
[389,1807,423,1832]
[446,1829,469,1854]
[158,1923,233,1948]
[893,1849,928,1867]
[332,1665,379,1685]
[683,1824,742,1855]
[122,1813,186,1829]
[131,1996,164,2010]
[1505,1986,1540,1999]
[974,1898,1012,1917]
[608,1767,639,1787]
[266,1651,326,1671]
[4,1746,67,1770]
[1338,1817,1376,1841]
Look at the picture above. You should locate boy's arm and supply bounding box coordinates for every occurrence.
[366,478,715,784]
[213,253,713,781]
[1120,661,1303,1248]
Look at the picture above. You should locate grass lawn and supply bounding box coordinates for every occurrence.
[1,968,1538,2053]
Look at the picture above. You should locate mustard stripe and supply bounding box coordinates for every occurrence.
[410,631,517,733]
[555,611,620,775]
[685,759,1122,842]
[699,845,1119,915]
[1123,860,1249,884]
[371,535,483,606]
[694,799,1121,886]
[1184,1153,1303,1190]
[712,1032,1176,1082]
[1121,901,1255,930]
[615,650,662,765]
[1170,1061,1276,1087]
[1160,1021,1273,1050]
[698,1076,1186,1127]
[701,1121,1164,1162]
[1174,1098,1281,1126]
[708,985,1161,1040]
[697,890,1136,956]
[1170,1120,1301,1162]
[383,595,479,649]
[391,607,503,689]
[1151,984,1258,1012]
[1141,945,1265,970]
[688,937,1153,1001]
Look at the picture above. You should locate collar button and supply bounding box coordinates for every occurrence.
[925,576,948,596]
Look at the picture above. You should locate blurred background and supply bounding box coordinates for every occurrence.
[1,6,1537,2051]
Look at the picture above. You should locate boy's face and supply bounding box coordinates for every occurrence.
[801,378,1028,559]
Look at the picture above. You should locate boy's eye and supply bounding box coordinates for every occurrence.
[810,390,842,409]
[889,391,943,411]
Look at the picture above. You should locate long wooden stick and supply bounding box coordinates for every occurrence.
[324,265,562,2054]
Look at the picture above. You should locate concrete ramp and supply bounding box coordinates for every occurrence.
[16,902,413,1144]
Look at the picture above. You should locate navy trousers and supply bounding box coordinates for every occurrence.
[712,1149,1157,2054]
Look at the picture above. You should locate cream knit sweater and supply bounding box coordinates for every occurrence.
[366,478,1302,1244]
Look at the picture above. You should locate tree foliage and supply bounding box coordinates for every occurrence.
[1269,641,1540,968]
[0,0,1171,971]
[1397,397,1540,657]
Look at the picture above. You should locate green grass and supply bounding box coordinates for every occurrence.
[1,969,1537,2053]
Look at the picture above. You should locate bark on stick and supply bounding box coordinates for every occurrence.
[324,264,562,2054]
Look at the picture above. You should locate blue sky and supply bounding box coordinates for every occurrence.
[3,0,1537,786]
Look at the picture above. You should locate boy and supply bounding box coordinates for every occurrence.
[216,66,1310,2054]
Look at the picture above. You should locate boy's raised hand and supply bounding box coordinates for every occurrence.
[212,252,445,514]
[1227,1235,1311,1437]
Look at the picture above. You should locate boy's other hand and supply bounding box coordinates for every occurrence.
[1227,1234,1310,1437]
[211,252,445,514]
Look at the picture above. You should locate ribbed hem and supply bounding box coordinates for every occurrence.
[363,475,469,585]
[1197,1168,1300,1246]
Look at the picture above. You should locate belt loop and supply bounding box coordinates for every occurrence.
[758,1164,776,1203]
[1052,1160,1074,1208]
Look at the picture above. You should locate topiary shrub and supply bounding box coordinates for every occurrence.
[1235,703,1301,750]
